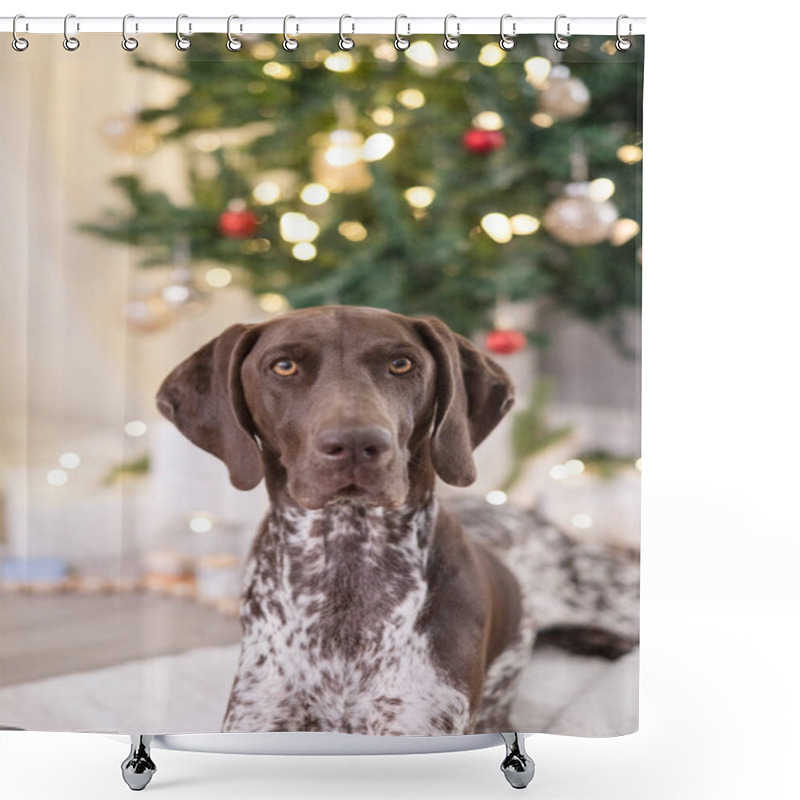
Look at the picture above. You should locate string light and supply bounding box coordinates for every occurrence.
[480,213,512,243]
[610,218,641,246]
[47,469,68,487]
[472,111,504,131]
[524,57,552,88]
[252,180,281,205]
[509,214,540,235]
[370,107,394,126]
[404,186,436,209]
[338,221,368,241]
[124,420,148,437]
[189,514,214,533]
[530,113,554,128]
[363,133,395,161]
[588,178,616,202]
[262,62,292,80]
[292,242,317,261]
[397,89,426,109]
[258,293,289,313]
[485,490,508,506]
[617,144,643,164]
[204,267,232,288]
[59,452,81,469]
[300,183,330,205]
[280,212,320,243]
[324,52,355,73]
[478,43,506,67]
[406,41,439,68]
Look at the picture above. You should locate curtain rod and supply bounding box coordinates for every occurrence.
[1,16,646,37]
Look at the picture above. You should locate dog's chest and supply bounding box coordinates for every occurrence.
[227,502,472,734]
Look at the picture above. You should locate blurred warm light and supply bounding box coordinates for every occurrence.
[258,292,289,313]
[205,267,232,288]
[252,42,277,60]
[406,41,439,68]
[479,43,506,66]
[372,40,398,61]
[324,52,356,73]
[571,513,593,529]
[610,218,641,246]
[397,89,426,109]
[363,133,395,162]
[324,130,363,167]
[472,111,504,131]
[193,133,221,152]
[480,213,512,243]
[509,214,540,235]
[313,49,331,63]
[162,284,190,304]
[635,457,642,471]
[549,464,569,480]
[280,212,320,243]
[253,180,281,205]
[338,221,368,241]
[370,106,394,126]
[588,178,616,202]
[617,144,643,164]
[404,186,436,208]
[262,62,292,80]
[565,459,585,475]
[530,112,554,128]
[189,514,214,533]
[524,56,552,88]
[300,183,330,205]
[59,452,81,469]
[292,242,317,261]
[47,469,68,487]
[124,420,148,437]
[485,490,508,506]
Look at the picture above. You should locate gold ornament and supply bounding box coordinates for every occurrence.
[543,182,618,246]
[536,65,590,121]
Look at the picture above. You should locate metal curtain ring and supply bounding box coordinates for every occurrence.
[499,14,516,50]
[12,14,29,51]
[339,15,355,50]
[63,13,80,51]
[227,15,243,51]
[443,14,460,50]
[283,15,299,51]
[394,15,410,51]
[616,15,632,51]
[554,14,570,50]
[175,14,191,50]
[122,14,139,51]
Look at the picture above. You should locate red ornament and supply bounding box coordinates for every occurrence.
[218,208,259,239]
[486,328,526,355]
[463,128,506,154]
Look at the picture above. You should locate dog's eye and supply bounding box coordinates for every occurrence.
[271,358,298,377]
[388,357,413,375]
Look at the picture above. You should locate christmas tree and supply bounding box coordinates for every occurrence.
[84,33,642,339]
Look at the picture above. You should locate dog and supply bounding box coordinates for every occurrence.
[157,305,638,735]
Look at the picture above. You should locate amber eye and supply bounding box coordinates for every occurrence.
[271,358,298,377]
[389,356,413,375]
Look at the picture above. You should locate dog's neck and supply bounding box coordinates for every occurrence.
[264,494,438,554]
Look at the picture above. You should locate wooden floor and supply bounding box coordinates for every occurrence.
[0,593,240,687]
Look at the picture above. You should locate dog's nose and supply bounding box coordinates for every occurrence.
[315,427,392,465]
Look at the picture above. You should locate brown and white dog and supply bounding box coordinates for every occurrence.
[157,305,638,735]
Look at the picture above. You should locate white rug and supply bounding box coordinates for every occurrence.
[0,645,637,736]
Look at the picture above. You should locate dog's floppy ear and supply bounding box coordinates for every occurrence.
[156,323,264,491]
[414,316,515,487]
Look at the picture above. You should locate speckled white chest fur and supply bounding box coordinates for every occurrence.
[222,500,474,735]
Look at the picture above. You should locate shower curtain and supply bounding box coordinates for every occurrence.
[0,26,643,739]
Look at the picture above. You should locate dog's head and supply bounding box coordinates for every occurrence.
[156,306,514,510]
